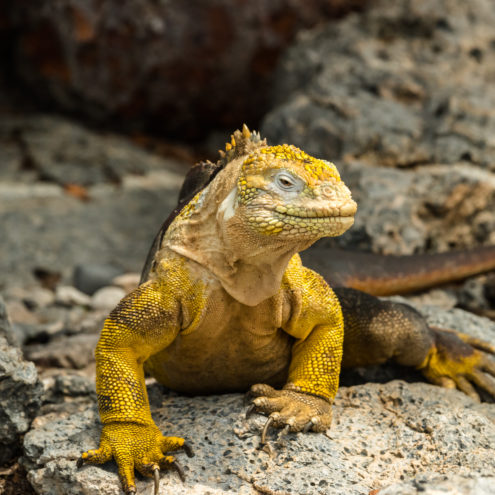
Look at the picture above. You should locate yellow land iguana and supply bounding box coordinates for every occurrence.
[78,126,495,494]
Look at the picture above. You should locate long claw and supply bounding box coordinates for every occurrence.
[454,376,480,402]
[280,425,290,437]
[243,390,254,406]
[303,420,313,433]
[470,370,495,397]
[182,442,194,458]
[245,404,256,419]
[261,416,274,444]
[172,461,185,482]
[482,356,495,376]
[154,467,160,495]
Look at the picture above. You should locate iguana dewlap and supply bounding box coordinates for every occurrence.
[79,126,495,495]
[144,251,341,397]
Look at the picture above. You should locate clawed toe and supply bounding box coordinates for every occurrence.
[261,416,275,444]
[245,386,333,444]
[153,467,160,495]
[182,442,194,458]
[171,460,185,482]
[145,458,186,494]
[423,327,495,401]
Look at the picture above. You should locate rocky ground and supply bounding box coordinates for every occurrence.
[1,112,494,495]
[2,275,495,495]
[2,0,495,494]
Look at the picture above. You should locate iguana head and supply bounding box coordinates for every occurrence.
[161,125,357,305]
[233,143,356,240]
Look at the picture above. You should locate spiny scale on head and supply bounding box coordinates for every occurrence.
[217,124,267,169]
[180,125,265,204]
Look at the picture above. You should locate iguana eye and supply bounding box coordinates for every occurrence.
[275,172,299,191]
[279,177,292,187]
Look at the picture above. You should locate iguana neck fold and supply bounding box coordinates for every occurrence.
[158,126,356,306]
[164,157,312,306]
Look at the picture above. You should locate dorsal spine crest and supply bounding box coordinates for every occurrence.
[216,124,267,169]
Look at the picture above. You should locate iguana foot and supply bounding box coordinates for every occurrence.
[246,384,332,443]
[420,327,495,401]
[77,422,193,494]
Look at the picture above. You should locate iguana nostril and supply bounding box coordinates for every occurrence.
[340,201,357,216]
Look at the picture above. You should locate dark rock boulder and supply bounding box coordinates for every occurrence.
[0,297,43,465]
[4,0,368,138]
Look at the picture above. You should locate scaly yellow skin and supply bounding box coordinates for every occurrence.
[79,126,495,494]
[82,251,344,492]
[80,131,355,493]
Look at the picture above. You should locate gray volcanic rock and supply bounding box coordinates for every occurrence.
[262,0,495,170]
[0,295,16,346]
[378,475,495,495]
[22,306,495,495]
[0,114,186,288]
[309,162,495,254]
[24,333,99,370]
[22,381,495,495]
[0,301,43,465]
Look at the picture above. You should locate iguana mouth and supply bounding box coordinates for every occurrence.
[276,213,353,222]
[249,206,355,236]
[273,202,356,219]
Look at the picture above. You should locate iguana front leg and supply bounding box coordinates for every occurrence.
[336,287,495,401]
[248,267,344,440]
[248,323,342,441]
[77,280,192,494]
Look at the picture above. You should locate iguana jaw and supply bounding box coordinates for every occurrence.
[249,202,356,238]
[239,184,357,240]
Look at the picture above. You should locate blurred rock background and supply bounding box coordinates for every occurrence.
[0,0,364,138]
[1,1,495,494]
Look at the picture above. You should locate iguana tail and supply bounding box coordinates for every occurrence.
[302,245,495,296]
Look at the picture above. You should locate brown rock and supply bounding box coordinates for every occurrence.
[6,0,368,138]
